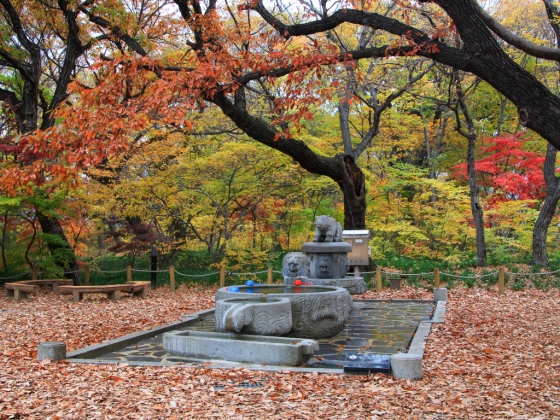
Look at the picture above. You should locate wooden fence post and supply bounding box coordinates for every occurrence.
[84,266,90,286]
[376,266,382,292]
[267,266,273,284]
[434,268,440,289]
[220,265,226,288]
[170,266,175,291]
[498,267,505,294]
[127,265,132,283]
[32,266,38,280]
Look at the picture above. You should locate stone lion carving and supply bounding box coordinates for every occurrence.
[313,215,342,242]
[316,255,332,279]
[282,252,310,279]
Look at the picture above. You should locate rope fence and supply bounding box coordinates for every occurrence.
[91,269,128,274]
[0,271,32,280]
[2,263,560,294]
[439,272,497,279]
[174,270,220,278]
[381,270,434,277]
[131,268,169,273]
[228,270,269,276]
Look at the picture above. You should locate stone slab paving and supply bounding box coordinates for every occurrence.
[78,300,433,371]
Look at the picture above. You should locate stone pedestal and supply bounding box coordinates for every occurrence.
[434,287,448,302]
[391,353,423,379]
[302,242,352,279]
[38,342,66,361]
[308,277,368,295]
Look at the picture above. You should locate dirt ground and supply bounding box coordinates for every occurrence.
[1,284,558,419]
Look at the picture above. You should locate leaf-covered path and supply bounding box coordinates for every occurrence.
[0,285,558,419]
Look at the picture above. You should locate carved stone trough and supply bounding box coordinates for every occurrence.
[215,285,352,339]
[215,297,292,336]
[163,330,319,366]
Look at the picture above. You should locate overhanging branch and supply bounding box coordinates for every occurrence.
[469,0,560,62]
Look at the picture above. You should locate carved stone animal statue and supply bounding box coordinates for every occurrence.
[316,255,332,279]
[313,215,342,243]
[281,252,310,278]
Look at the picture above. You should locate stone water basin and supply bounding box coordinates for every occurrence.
[215,285,352,339]
[215,297,292,336]
[163,330,318,366]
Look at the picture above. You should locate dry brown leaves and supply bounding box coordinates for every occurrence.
[1,284,559,419]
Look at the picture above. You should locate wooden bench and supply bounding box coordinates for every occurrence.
[20,279,73,293]
[58,282,150,302]
[5,283,40,301]
[121,281,150,298]
[58,285,125,302]
[4,279,74,301]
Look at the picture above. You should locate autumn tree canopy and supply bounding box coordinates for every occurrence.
[5,0,558,205]
[3,0,560,271]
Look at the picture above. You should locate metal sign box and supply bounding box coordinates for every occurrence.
[342,230,370,266]
[343,353,391,374]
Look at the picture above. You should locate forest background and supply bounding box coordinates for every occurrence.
[2,0,560,288]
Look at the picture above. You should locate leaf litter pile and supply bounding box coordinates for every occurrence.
[0,285,559,419]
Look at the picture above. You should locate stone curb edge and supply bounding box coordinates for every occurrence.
[66,308,215,359]
[390,299,447,379]
[65,299,447,377]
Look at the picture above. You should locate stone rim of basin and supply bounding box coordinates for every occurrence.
[218,284,346,296]
[215,285,353,339]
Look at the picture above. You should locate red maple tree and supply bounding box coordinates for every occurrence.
[451,134,546,203]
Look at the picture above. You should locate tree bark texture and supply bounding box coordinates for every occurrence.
[467,135,487,267]
[532,144,560,266]
[37,213,80,285]
[338,155,366,230]
[210,90,369,229]
[252,0,560,151]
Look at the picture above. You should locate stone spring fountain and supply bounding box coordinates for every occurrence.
[163,215,366,366]
[282,215,368,295]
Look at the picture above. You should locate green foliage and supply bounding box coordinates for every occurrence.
[375,253,441,272]
[173,251,215,271]
[367,161,477,261]
[510,277,527,291]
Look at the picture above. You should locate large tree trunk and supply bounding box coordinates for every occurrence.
[2,0,164,282]
[37,213,80,285]
[4,3,80,284]
[532,197,557,266]
[454,75,487,267]
[531,1,560,267]
[467,134,487,267]
[338,155,366,230]
[532,144,560,266]
[22,72,80,283]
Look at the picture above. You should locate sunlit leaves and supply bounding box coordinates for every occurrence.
[366,161,473,260]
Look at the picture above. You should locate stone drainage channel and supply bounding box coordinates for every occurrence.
[63,299,446,377]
